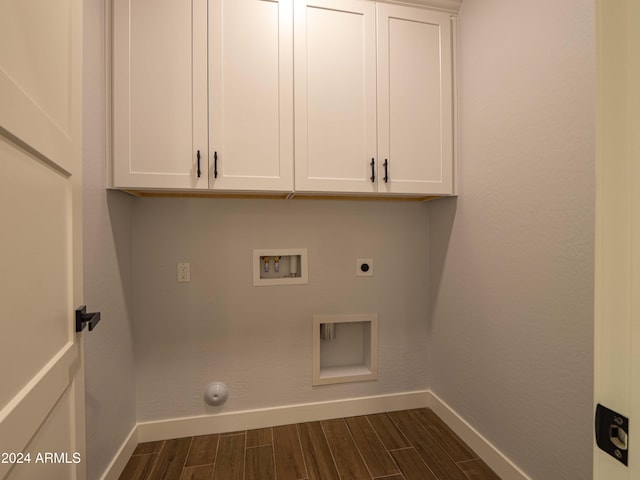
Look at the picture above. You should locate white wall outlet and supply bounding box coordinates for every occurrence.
[177,262,191,283]
[356,258,374,277]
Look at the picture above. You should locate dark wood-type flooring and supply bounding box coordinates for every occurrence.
[119,408,501,480]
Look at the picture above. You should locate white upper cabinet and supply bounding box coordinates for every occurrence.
[294,0,455,195]
[209,0,293,191]
[113,0,209,190]
[111,0,455,196]
[112,0,293,192]
[377,4,453,195]
[294,0,378,193]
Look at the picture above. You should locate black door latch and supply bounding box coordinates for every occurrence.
[75,306,101,332]
[595,403,628,466]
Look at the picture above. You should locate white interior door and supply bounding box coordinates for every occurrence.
[0,1,86,479]
[594,0,640,478]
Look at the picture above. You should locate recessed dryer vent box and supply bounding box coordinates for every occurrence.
[313,314,378,386]
[253,248,308,286]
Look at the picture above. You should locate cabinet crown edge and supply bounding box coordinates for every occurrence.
[377,0,461,14]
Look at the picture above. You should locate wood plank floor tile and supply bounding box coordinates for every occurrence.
[212,433,245,480]
[180,464,214,480]
[457,459,502,480]
[247,427,273,447]
[390,448,437,480]
[246,445,276,480]
[118,409,500,480]
[273,424,307,480]
[118,453,158,480]
[345,416,399,477]
[410,409,477,462]
[148,437,192,480]
[298,422,340,480]
[133,441,164,456]
[367,413,411,450]
[185,434,219,467]
[388,410,468,480]
[321,418,372,480]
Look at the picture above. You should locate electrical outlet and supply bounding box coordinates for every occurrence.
[177,262,191,283]
[356,258,374,277]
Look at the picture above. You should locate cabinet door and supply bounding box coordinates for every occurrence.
[209,0,293,192]
[377,4,454,195]
[295,0,377,193]
[112,0,208,189]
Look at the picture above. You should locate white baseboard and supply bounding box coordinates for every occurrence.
[99,425,138,480]
[137,390,430,442]
[427,391,530,480]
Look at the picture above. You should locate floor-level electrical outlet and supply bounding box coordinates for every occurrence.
[177,262,191,283]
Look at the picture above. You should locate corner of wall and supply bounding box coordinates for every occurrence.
[83,0,137,478]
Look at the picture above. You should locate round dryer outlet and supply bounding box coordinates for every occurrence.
[356,258,374,276]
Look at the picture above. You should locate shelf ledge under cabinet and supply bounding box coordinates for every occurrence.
[117,189,449,202]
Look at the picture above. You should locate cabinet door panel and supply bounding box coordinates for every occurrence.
[113,0,208,189]
[295,0,377,193]
[210,0,293,191]
[377,5,453,195]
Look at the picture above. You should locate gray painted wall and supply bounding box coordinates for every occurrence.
[429,1,595,479]
[83,1,136,478]
[132,198,430,421]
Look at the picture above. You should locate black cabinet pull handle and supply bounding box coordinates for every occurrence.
[370,158,375,182]
[197,150,201,178]
[214,151,218,179]
[384,159,389,183]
